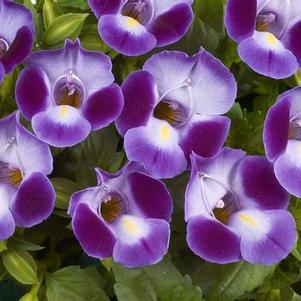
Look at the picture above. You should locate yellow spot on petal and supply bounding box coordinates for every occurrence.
[160,124,171,141]
[121,216,142,236]
[239,213,258,227]
[59,105,70,117]
[266,33,278,47]
[127,17,140,28]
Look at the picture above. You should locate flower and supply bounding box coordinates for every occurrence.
[225,0,301,79]
[15,39,124,148]
[116,49,236,179]
[264,86,301,197]
[185,148,296,264]
[0,112,55,240]
[0,0,34,84]
[68,162,172,268]
[88,0,194,56]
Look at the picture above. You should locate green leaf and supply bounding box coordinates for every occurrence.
[43,13,89,47]
[1,244,38,285]
[43,0,63,29]
[51,177,78,210]
[113,256,203,301]
[46,266,109,301]
[193,261,275,301]
[54,0,90,10]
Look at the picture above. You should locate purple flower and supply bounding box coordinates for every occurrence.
[15,39,124,148]
[116,50,236,179]
[185,148,296,264]
[0,112,55,240]
[68,162,172,268]
[0,0,34,83]
[264,86,301,197]
[88,0,194,56]
[225,0,301,79]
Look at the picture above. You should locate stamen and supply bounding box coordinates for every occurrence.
[0,162,23,186]
[99,192,125,223]
[256,12,276,32]
[0,38,9,59]
[289,119,301,140]
[53,69,85,108]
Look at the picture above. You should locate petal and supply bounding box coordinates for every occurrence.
[284,19,301,65]
[238,31,298,79]
[190,49,237,115]
[98,14,157,56]
[31,105,91,148]
[263,96,291,162]
[11,172,55,227]
[274,140,301,197]
[116,70,157,136]
[224,0,256,42]
[26,39,114,94]
[82,83,124,130]
[0,184,16,240]
[1,26,34,73]
[185,149,245,221]
[127,171,172,221]
[186,216,241,264]
[0,111,17,150]
[15,119,53,175]
[149,3,193,47]
[180,115,230,158]
[113,216,170,268]
[88,0,121,18]
[124,118,187,179]
[0,63,4,84]
[234,156,289,210]
[143,51,194,107]
[0,0,34,43]
[228,209,296,265]
[72,203,116,259]
[16,66,51,120]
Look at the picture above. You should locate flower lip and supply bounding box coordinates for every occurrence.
[198,171,240,224]
[121,0,154,26]
[52,68,86,109]
[0,38,9,59]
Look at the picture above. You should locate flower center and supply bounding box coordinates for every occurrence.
[256,12,276,33]
[121,0,154,25]
[199,172,239,225]
[0,38,9,59]
[0,161,23,186]
[53,69,85,108]
[289,119,301,140]
[99,191,126,223]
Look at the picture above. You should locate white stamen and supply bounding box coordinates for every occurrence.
[215,199,225,209]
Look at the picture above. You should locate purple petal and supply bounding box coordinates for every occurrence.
[263,96,291,162]
[124,119,187,179]
[190,49,237,115]
[180,116,230,159]
[238,31,298,79]
[127,171,172,221]
[284,19,301,65]
[11,172,55,227]
[149,3,193,47]
[72,202,116,259]
[0,184,16,240]
[274,140,301,197]
[224,0,256,42]
[116,70,157,136]
[98,14,157,56]
[0,63,4,84]
[113,217,170,268]
[16,66,51,120]
[234,156,289,210]
[26,39,114,94]
[88,0,121,18]
[31,105,91,148]
[186,216,241,264]
[82,83,124,130]
[229,209,296,265]
[1,26,34,73]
